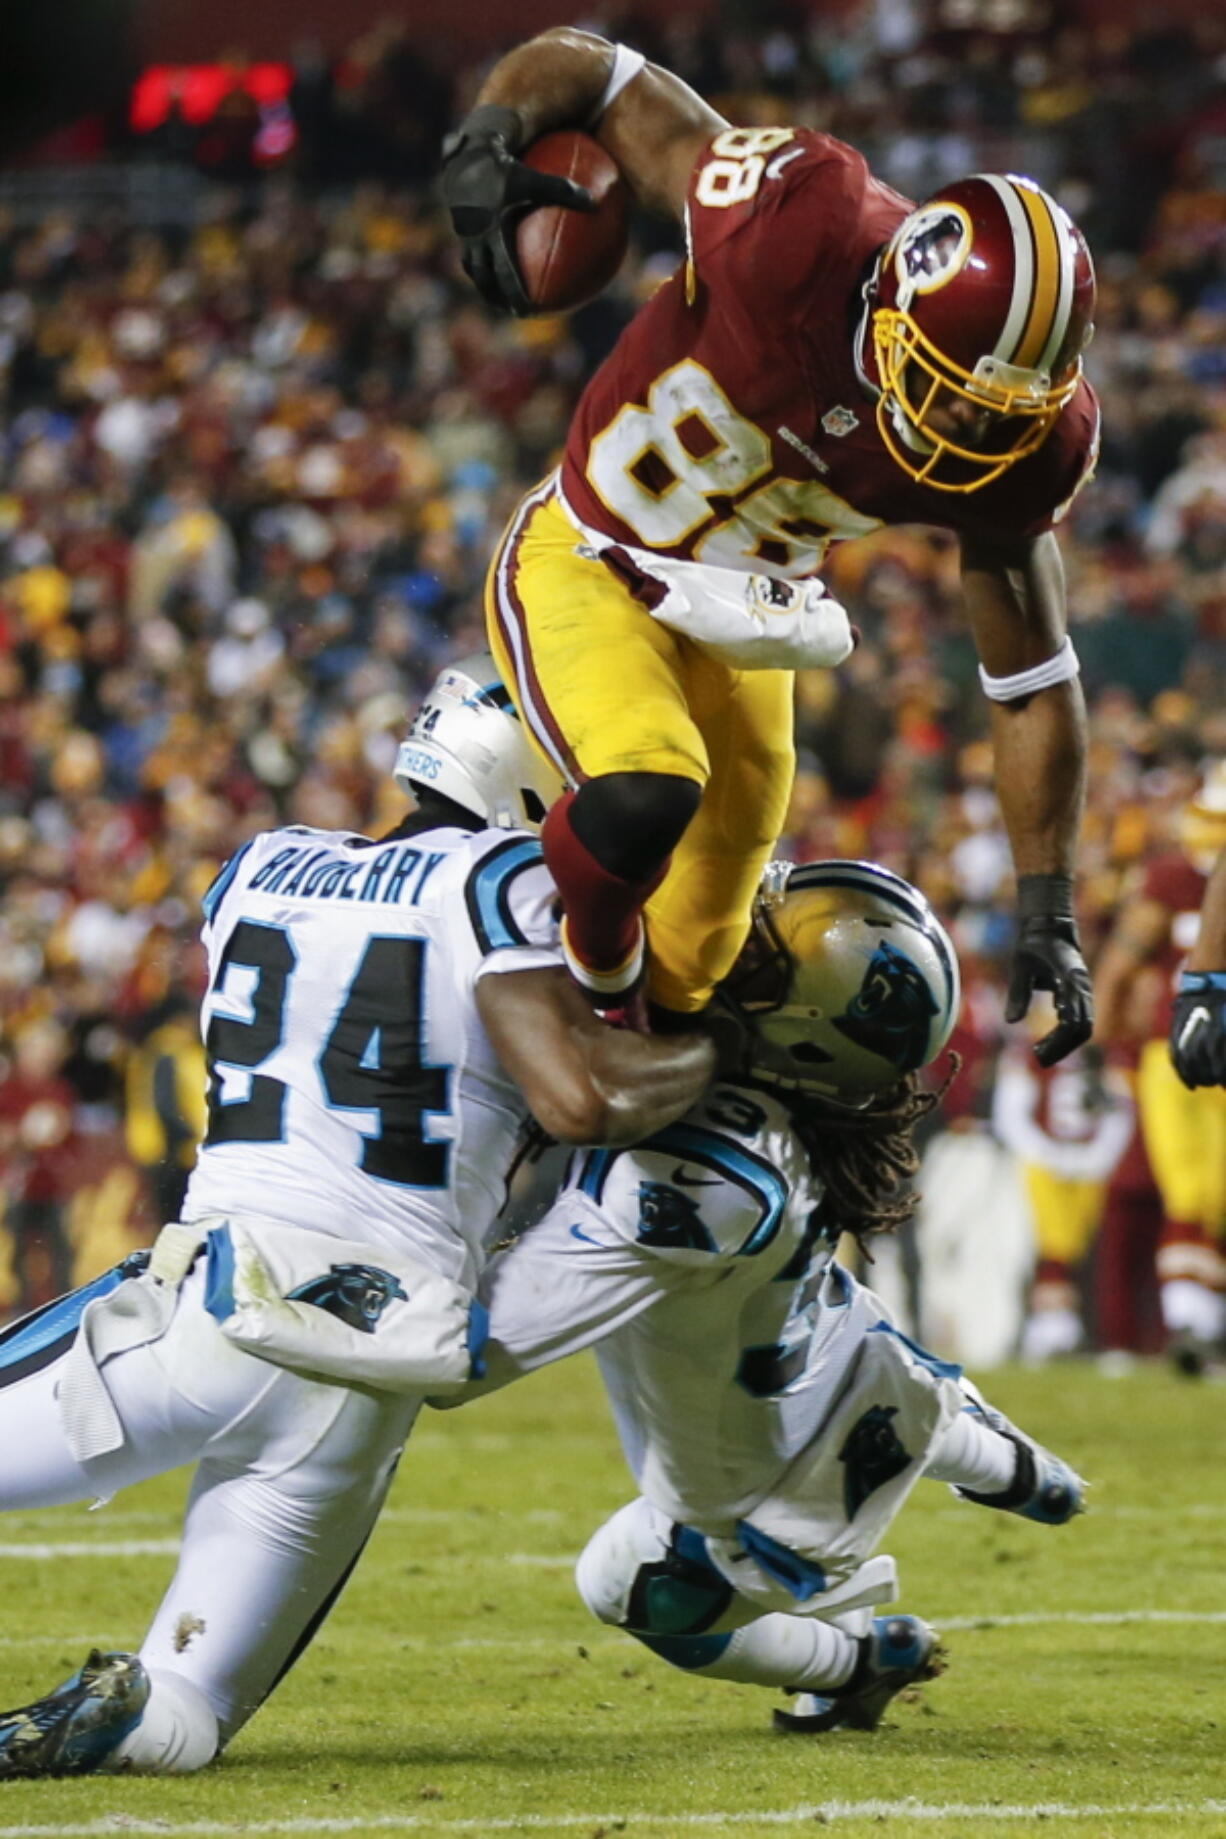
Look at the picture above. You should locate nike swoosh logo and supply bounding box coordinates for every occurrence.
[1178,1006,1210,1050]
[671,1166,721,1188]
[569,1223,602,1246]
[766,147,805,180]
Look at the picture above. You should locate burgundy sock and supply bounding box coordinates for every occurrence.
[542,790,668,975]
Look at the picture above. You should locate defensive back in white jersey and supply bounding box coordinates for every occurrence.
[183,819,561,1282]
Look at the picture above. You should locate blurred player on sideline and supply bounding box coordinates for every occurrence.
[0,656,715,1779]
[437,861,1085,1732]
[1097,767,1226,1372]
[442,29,1099,1065]
[1170,840,1226,1090]
[991,1017,1133,1361]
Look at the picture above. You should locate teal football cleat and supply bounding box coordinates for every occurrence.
[0,1650,149,1778]
[773,1614,944,1734]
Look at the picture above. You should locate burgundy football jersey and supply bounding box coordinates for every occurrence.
[559,129,1099,575]
[1141,850,1207,1035]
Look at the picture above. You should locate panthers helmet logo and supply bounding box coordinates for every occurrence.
[839,1403,913,1520]
[286,1263,407,1335]
[636,1183,714,1253]
[832,940,939,1072]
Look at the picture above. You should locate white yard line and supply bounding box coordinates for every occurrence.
[0,1541,179,1559]
[936,1608,1226,1630]
[0,1801,1222,1835]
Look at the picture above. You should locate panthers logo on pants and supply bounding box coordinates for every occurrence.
[839,1403,913,1520]
[286,1264,408,1335]
[834,942,939,1072]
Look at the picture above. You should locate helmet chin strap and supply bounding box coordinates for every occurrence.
[856,268,937,457]
[888,396,937,456]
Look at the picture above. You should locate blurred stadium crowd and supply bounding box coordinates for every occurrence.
[0,1,1222,1358]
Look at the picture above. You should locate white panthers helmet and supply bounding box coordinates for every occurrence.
[721,859,961,1103]
[393,652,564,831]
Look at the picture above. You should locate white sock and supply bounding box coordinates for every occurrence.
[106,1670,219,1774]
[683,1614,860,1691]
[925,1407,1018,1494]
[1160,1279,1226,1341]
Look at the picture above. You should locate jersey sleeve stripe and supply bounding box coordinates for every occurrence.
[464,836,548,954]
[200,840,256,926]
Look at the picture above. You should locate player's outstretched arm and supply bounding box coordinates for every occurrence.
[960,530,1093,1067]
[476,29,723,218]
[442,29,724,311]
[1171,846,1226,1087]
[477,966,715,1146]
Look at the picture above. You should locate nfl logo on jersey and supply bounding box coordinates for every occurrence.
[821,405,860,437]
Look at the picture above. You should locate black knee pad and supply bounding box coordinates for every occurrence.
[624,1525,734,1638]
[569,773,702,882]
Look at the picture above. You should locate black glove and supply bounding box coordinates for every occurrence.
[1006,873,1094,1067]
[440,104,596,316]
[1170,972,1226,1089]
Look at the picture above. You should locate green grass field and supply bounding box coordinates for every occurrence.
[0,1356,1223,1839]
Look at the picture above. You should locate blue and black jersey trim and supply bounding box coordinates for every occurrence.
[576,1123,787,1256]
[735,1522,828,1601]
[464,836,546,954]
[868,1319,963,1381]
[201,841,255,926]
[0,1251,151,1389]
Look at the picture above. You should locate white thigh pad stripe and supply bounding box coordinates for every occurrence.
[976,173,1036,368]
[1038,192,1077,377]
[493,479,572,781]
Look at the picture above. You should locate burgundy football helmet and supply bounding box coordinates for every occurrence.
[868,173,1096,493]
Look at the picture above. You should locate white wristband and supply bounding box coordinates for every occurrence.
[588,44,646,123]
[979,636,1080,703]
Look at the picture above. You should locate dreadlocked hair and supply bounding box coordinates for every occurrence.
[787,1052,962,1256]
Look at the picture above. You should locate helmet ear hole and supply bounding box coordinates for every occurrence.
[788,1041,835,1065]
[522,789,548,826]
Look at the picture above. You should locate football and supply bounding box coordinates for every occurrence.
[514,130,629,314]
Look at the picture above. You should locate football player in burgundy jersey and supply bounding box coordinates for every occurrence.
[442,28,1099,1067]
[1171,841,1226,1090]
[1096,771,1226,1370]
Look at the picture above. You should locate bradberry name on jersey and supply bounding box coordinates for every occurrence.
[248,840,445,907]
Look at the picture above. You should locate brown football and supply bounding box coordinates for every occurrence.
[514,130,629,314]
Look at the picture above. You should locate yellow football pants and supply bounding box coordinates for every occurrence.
[1136,1037,1226,1236]
[1021,1165,1106,1267]
[486,484,795,1011]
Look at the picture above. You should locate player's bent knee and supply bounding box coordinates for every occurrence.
[570,773,702,882]
[577,1501,734,1640]
[108,1670,220,1774]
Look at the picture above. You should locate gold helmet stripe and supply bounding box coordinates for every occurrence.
[1013,179,1064,371]
[976,173,1074,378]
[978,172,1037,367]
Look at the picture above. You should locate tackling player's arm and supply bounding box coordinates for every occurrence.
[1172,847,1226,1088]
[960,529,1093,1067]
[1186,849,1226,974]
[441,30,723,309]
[477,966,715,1147]
[1094,894,1169,1044]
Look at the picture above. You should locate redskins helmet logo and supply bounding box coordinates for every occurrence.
[892,203,972,308]
[832,940,939,1072]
